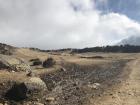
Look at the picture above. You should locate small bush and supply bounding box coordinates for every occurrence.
[80,56,104,59]
[30,58,42,66]
[30,58,40,62]
[42,58,56,68]
[33,61,42,66]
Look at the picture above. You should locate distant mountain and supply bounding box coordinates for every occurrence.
[118,36,140,45]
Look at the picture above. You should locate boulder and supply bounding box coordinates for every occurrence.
[34,102,44,105]
[5,77,47,102]
[25,77,47,90]
[0,56,31,72]
[45,97,55,102]
[87,83,101,89]
[5,83,28,101]
[0,60,10,70]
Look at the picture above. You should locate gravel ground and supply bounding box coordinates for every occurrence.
[41,59,130,105]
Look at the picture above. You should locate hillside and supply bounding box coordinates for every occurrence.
[44,45,140,53]
[0,43,16,55]
[0,43,140,105]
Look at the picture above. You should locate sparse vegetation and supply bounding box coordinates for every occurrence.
[0,43,140,105]
[30,58,42,66]
[42,57,56,68]
[80,56,104,59]
[72,45,140,53]
[37,45,140,53]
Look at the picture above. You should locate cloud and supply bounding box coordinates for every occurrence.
[0,0,140,49]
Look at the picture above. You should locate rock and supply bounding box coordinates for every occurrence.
[34,102,44,105]
[0,56,31,72]
[24,77,47,97]
[128,92,134,96]
[0,60,10,70]
[5,77,47,101]
[46,97,55,102]
[87,83,101,89]
[27,77,46,87]
[60,67,66,72]
[11,70,15,73]
[26,71,34,77]
[0,103,8,105]
[3,103,8,105]
[5,83,28,101]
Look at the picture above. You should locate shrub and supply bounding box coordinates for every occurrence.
[33,61,42,66]
[30,58,42,66]
[42,57,56,68]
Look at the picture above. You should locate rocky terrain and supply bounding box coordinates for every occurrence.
[0,43,139,105]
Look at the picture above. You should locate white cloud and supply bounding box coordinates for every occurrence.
[0,0,140,49]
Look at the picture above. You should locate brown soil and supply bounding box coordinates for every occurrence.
[0,48,140,105]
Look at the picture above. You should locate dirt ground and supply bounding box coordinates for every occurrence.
[1,48,140,105]
[90,58,140,105]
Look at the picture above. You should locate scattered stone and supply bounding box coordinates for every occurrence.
[26,71,33,77]
[11,70,15,73]
[87,83,101,89]
[128,92,134,96]
[112,96,116,99]
[46,97,55,102]
[3,101,9,105]
[34,102,44,105]
[60,67,66,72]
[109,93,113,96]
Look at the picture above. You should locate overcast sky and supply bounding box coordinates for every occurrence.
[0,0,140,49]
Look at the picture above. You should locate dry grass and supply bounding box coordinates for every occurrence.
[0,48,140,105]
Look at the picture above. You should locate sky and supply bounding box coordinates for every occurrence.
[0,0,140,49]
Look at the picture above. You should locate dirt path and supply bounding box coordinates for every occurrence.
[91,59,140,105]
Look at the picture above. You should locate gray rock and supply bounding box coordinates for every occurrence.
[5,77,47,101]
